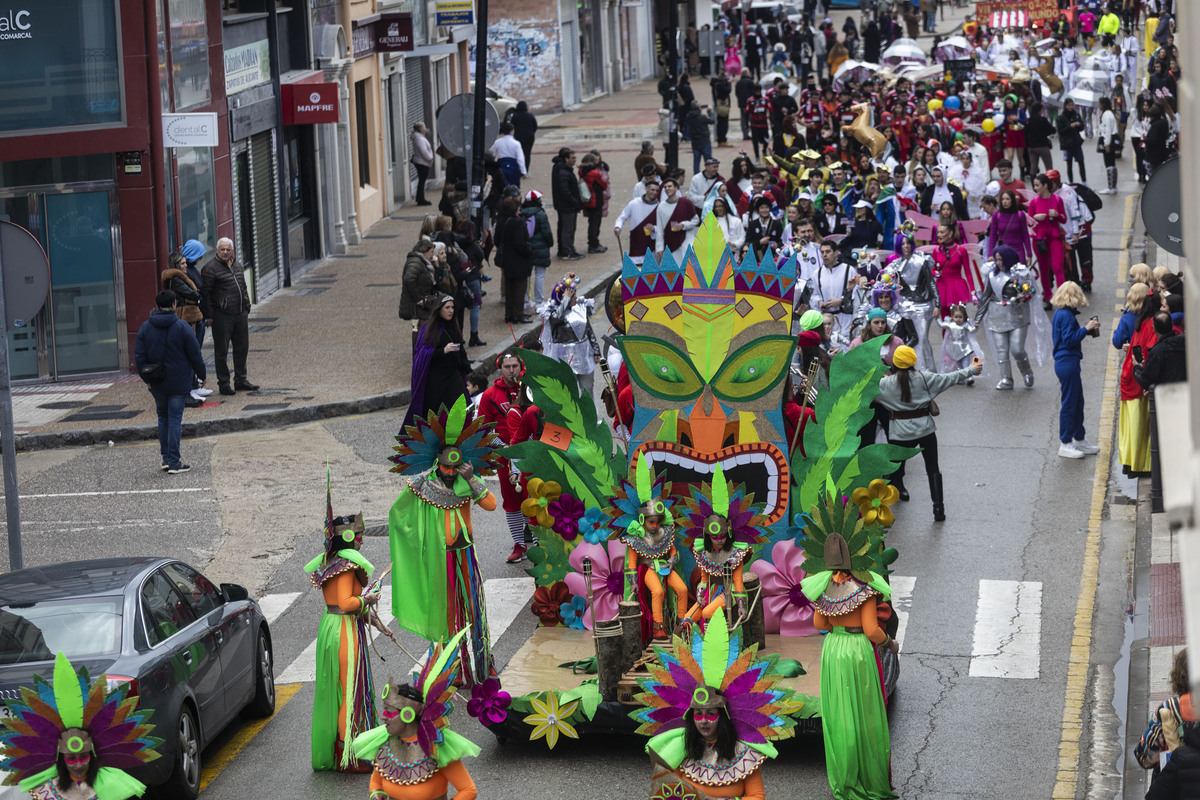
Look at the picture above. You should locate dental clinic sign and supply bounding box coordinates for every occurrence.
[0,9,32,40]
[162,113,219,148]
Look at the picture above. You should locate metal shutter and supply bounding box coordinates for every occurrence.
[406,58,426,181]
[250,131,281,298]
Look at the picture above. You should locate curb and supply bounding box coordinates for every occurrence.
[11,264,623,453]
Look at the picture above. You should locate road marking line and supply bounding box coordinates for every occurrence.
[257,592,302,625]
[970,580,1043,679]
[1052,211,1124,795]
[889,576,915,653]
[278,578,535,684]
[198,682,302,792]
[0,487,211,500]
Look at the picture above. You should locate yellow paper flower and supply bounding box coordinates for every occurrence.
[851,479,900,527]
[521,478,563,528]
[523,691,580,749]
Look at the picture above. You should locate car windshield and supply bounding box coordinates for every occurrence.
[0,598,122,665]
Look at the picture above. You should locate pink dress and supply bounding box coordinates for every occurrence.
[933,244,973,311]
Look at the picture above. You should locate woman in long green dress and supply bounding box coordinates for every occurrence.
[801,533,899,800]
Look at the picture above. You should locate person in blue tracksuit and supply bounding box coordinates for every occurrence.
[1050,281,1102,460]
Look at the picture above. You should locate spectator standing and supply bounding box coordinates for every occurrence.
[1135,649,1197,782]
[735,69,757,140]
[710,72,732,147]
[508,101,539,169]
[134,290,207,474]
[410,122,434,206]
[579,154,609,255]
[1050,282,1102,459]
[159,252,209,404]
[1117,289,1157,476]
[1025,103,1056,175]
[493,122,528,189]
[400,239,437,332]
[403,296,470,430]
[1135,311,1188,389]
[687,101,716,175]
[634,140,667,182]
[745,86,772,161]
[180,239,210,345]
[520,190,555,308]
[1143,102,1172,175]
[1056,99,1088,184]
[495,195,534,324]
[201,237,258,395]
[551,148,584,261]
[1097,97,1120,194]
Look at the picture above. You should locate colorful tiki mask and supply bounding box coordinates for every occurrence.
[618,215,794,532]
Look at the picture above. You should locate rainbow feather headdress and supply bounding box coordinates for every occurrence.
[0,653,161,800]
[389,395,502,478]
[632,609,796,745]
[605,455,676,538]
[679,464,769,550]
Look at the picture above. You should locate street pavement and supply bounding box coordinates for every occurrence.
[0,8,1168,800]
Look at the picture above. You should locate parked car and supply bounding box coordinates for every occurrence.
[487,85,518,120]
[0,558,274,800]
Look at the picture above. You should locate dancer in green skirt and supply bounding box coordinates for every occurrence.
[801,532,899,800]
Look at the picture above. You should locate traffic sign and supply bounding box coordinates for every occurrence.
[1142,158,1183,257]
[436,94,499,159]
[0,222,49,331]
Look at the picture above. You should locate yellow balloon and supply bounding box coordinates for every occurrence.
[982,118,996,133]
[928,98,943,111]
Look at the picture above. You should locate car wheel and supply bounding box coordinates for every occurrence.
[164,705,201,800]
[244,629,276,717]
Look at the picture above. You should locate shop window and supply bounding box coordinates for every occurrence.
[170,0,212,110]
[355,79,371,188]
[176,147,217,247]
[0,0,124,135]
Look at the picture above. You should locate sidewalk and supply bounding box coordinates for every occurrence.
[11,81,670,451]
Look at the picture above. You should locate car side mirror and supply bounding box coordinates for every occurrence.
[221,583,249,603]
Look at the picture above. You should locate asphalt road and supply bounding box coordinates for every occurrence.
[0,141,1143,799]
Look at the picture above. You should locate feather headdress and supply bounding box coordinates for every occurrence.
[389,396,502,477]
[679,464,770,550]
[0,653,161,800]
[631,609,796,745]
[605,455,675,537]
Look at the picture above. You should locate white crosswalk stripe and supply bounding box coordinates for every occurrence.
[273,577,535,684]
[888,575,915,653]
[970,579,1043,679]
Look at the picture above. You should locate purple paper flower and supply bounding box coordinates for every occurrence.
[561,595,587,629]
[549,493,585,539]
[467,677,511,726]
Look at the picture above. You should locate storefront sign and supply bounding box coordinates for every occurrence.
[375,12,414,51]
[162,113,219,147]
[0,9,32,39]
[351,17,375,58]
[224,40,271,94]
[435,0,473,26]
[282,83,339,125]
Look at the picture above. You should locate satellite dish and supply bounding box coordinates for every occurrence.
[1142,157,1183,257]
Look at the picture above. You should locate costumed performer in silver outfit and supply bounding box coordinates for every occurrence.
[973,244,1050,390]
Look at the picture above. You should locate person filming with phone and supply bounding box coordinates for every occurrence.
[1050,281,1102,460]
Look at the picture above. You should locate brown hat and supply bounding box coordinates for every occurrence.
[824,533,853,571]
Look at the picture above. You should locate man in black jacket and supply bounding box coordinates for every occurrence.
[201,237,259,395]
[1056,99,1087,184]
[551,148,583,261]
[735,68,757,141]
[1134,312,1187,389]
[1145,718,1200,800]
[134,291,207,474]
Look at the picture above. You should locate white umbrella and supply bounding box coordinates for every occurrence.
[881,38,927,66]
[1071,68,1111,92]
[934,36,973,60]
[833,59,881,88]
[1066,86,1105,107]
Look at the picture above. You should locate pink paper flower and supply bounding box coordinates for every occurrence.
[755,539,817,636]
[564,540,627,629]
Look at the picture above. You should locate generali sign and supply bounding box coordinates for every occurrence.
[282,83,339,125]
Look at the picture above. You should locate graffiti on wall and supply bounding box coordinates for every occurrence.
[470,18,561,112]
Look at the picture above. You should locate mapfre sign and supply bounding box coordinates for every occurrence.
[282,83,339,125]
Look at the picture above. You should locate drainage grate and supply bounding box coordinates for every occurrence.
[293,287,327,295]
[37,401,91,410]
[62,410,142,422]
[248,317,279,323]
[242,403,292,411]
[248,325,277,333]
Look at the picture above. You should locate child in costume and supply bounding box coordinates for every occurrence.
[306,473,385,772]
[608,458,687,641]
[388,396,503,685]
[0,652,161,800]
[938,303,986,385]
[677,465,769,633]
[801,533,899,800]
[352,631,480,800]
[633,608,796,799]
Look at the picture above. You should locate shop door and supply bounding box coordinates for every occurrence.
[0,189,121,380]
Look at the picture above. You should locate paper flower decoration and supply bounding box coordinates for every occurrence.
[523,691,580,749]
[578,507,608,545]
[467,677,511,726]
[851,479,900,527]
[549,493,585,539]
[531,582,571,626]
[564,540,627,629]
[560,595,587,629]
[652,784,699,800]
[521,478,563,528]
[754,539,817,636]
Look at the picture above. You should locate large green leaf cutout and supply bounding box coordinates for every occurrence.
[523,527,572,586]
